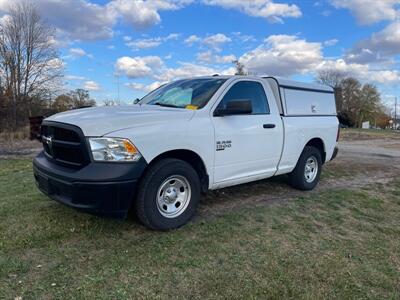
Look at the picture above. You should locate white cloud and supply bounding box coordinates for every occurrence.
[317,59,400,84]
[232,32,257,43]
[47,58,66,70]
[0,0,189,41]
[115,32,400,86]
[203,33,232,50]
[115,56,164,78]
[324,39,338,46]
[125,33,180,50]
[126,39,162,50]
[165,33,180,40]
[0,0,117,41]
[197,51,236,64]
[69,48,86,57]
[238,35,323,76]
[215,54,237,64]
[110,0,192,30]
[202,0,302,23]
[0,13,11,26]
[84,80,101,91]
[126,81,163,93]
[185,33,232,51]
[184,35,201,46]
[197,51,213,63]
[331,0,399,25]
[234,34,399,84]
[154,63,218,82]
[66,75,86,81]
[346,21,400,63]
[68,47,93,59]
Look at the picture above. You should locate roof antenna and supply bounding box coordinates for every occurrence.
[212,74,219,77]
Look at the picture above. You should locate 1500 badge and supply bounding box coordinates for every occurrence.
[216,140,232,151]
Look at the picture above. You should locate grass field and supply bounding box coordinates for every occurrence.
[1,157,399,299]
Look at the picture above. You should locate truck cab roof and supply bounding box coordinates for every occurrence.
[203,75,333,93]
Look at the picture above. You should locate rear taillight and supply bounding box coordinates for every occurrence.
[336,125,340,142]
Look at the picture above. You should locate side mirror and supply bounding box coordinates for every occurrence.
[133,98,140,104]
[214,99,252,116]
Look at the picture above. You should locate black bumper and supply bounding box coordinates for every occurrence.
[331,146,339,161]
[33,151,147,218]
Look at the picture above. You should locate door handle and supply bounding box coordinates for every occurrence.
[263,124,276,129]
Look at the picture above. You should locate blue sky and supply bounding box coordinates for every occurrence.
[1,0,399,110]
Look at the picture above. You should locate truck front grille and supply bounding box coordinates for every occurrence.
[41,122,90,168]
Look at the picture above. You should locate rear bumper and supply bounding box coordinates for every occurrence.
[33,151,147,218]
[331,146,339,161]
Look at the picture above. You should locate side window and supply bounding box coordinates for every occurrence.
[217,81,270,114]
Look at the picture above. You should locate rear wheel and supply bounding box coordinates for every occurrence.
[135,158,201,230]
[289,146,322,190]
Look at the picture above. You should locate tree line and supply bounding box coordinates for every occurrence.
[316,69,391,128]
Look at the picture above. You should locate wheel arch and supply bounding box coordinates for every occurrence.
[146,149,209,193]
[304,137,326,163]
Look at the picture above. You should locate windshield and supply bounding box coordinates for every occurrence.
[140,78,227,109]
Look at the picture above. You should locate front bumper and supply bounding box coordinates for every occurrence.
[33,151,147,218]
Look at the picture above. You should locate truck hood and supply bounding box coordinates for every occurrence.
[45,105,195,136]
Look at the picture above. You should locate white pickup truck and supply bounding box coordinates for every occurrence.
[33,75,339,230]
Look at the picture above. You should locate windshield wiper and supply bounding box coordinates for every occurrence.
[153,102,182,108]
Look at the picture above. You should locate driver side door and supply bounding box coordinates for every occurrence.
[212,79,283,187]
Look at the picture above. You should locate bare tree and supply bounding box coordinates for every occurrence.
[69,89,96,108]
[316,68,348,113]
[233,60,246,75]
[103,99,121,106]
[0,1,62,130]
[316,69,347,88]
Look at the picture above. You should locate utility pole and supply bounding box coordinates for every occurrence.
[395,96,398,130]
[116,74,120,103]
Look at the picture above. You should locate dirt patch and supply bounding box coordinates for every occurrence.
[0,139,42,159]
[381,143,400,150]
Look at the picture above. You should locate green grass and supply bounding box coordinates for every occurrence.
[1,159,400,299]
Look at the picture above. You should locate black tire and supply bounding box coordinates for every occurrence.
[288,146,322,191]
[135,158,201,230]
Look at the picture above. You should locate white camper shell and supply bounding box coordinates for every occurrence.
[264,77,336,116]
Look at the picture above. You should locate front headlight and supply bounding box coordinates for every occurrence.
[88,137,142,162]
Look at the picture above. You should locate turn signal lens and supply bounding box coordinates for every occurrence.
[123,140,138,154]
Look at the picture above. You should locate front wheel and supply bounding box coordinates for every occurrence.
[135,158,201,230]
[288,146,322,191]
